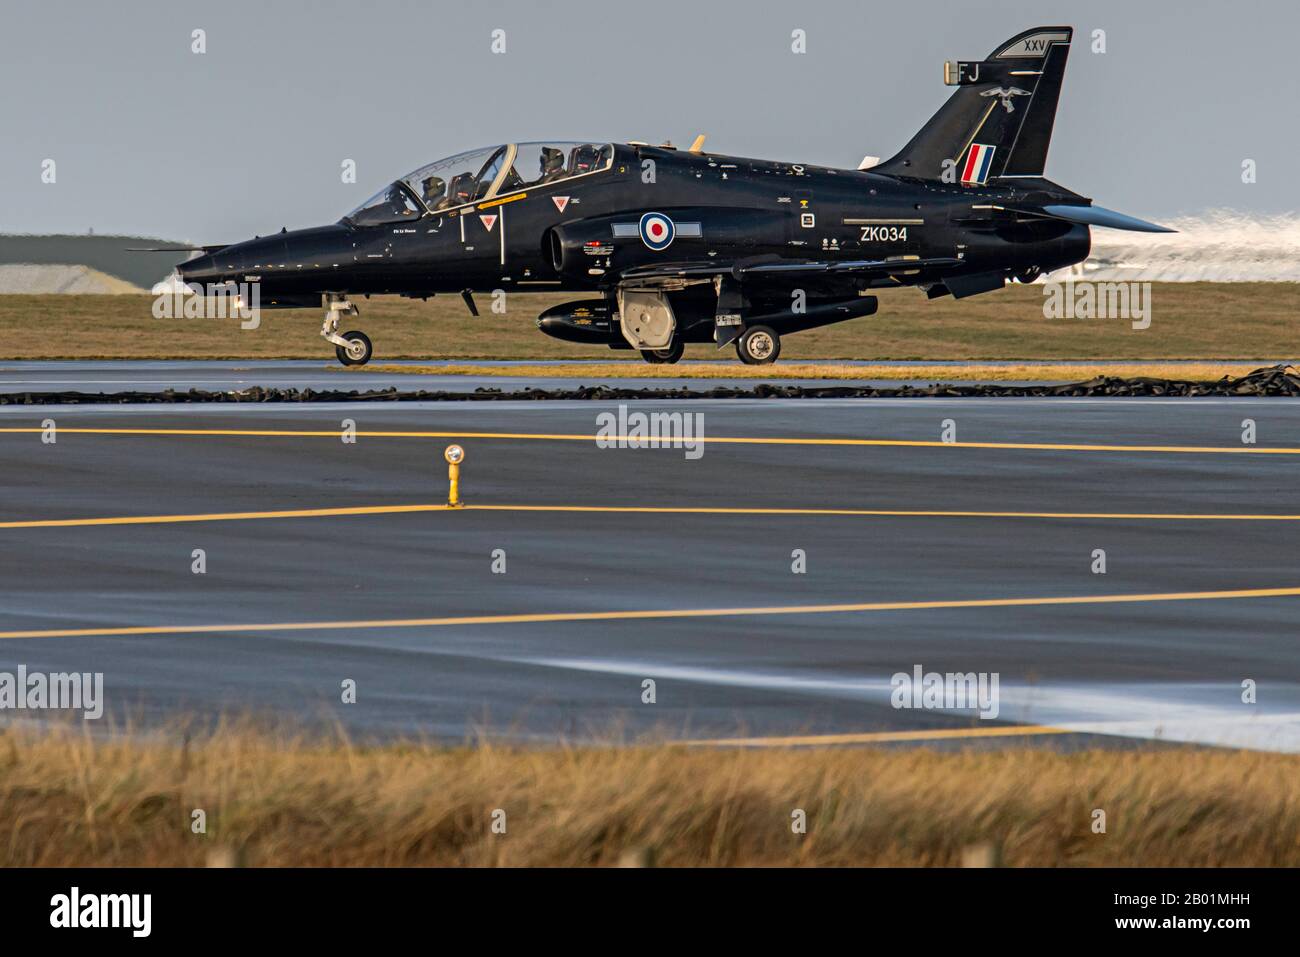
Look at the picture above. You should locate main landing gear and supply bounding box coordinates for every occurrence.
[321,293,373,366]
[735,325,780,365]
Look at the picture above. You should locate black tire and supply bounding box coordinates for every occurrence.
[640,340,685,364]
[335,330,373,366]
[736,325,780,365]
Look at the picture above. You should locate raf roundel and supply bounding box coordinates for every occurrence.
[639,212,675,251]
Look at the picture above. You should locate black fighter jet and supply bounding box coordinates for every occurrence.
[174,25,1171,366]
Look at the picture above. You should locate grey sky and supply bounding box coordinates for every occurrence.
[2,0,1295,241]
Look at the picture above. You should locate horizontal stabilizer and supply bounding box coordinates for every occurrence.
[972,203,1175,233]
[1038,204,1174,233]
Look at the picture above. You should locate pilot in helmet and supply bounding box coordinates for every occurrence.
[421,175,446,207]
[538,147,566,183]
[570,145,600,173]
[386,183,415,216]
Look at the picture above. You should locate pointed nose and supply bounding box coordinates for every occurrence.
[176,252,215,285]
[177,243,252,285]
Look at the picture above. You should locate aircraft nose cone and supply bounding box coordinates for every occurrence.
[176,253,214,285]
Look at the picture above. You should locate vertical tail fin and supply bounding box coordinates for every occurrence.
[874,26,1073,183]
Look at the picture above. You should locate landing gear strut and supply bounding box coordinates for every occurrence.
[321,294,373,366]
[736,325,780,365]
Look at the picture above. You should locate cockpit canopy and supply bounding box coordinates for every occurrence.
[344,142,614,227]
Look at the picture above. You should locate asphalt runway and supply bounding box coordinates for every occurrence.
[2,391,1300,749]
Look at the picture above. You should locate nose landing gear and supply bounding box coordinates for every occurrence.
[321,294,373,366]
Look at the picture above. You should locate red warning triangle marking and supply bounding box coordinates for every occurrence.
[552,196,570,213]
[479,214,498,232]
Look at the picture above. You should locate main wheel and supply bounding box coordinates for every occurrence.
[640,340,684,364]
[335,330,373,366]
[736,325,780,365]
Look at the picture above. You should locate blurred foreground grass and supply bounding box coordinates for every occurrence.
[3,725,1298,866]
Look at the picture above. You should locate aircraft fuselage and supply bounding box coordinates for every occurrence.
[179,143,1088,304]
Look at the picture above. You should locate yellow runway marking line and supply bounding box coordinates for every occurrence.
[469,504,1300,521]
[2,585,1298,640]
[1,426,1299,455]
[6,502,1300,529]
[0,504,451,529]
[683,724,1075,747]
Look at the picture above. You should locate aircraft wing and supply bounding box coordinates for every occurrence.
[125,244,231,253]
[737,256,964,276]
[619,255,962,282]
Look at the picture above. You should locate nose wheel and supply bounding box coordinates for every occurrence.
[321,294,372,366]
[335,331,372,366]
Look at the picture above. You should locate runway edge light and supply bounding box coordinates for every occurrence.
[444,444,465,508]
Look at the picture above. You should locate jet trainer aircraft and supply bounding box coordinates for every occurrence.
[173,25,1171,366]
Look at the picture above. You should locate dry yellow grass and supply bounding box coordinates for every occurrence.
[1,283,1297,360]
[357,361,1266,382]
[3,725,1298,866]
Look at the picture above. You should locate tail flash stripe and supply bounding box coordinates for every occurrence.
[961,144,994,185]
